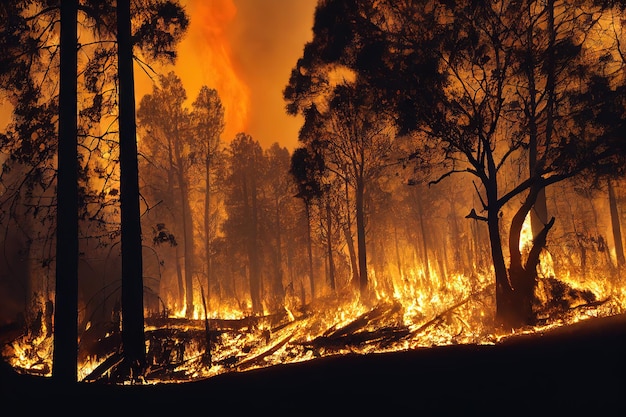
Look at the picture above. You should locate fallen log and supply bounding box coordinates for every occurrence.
[410,285,495,337]
[235,333,295,371]
[82,352,123,382]
[298,326,411,352]
[323,301,403,339]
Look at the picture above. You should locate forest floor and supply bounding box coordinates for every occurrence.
[1,312,626,416]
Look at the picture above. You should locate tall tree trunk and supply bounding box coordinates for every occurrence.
[53,0,78,384]
[180,182,195,317]
[273,195,286,306]
[175,242,185,310]
[355,178,368,297]
[342,222,359,290]
[608,179,625,268]
[326,197,336,292]
[117,0,146,377]
[204,159,212,309]
[305,202,315,301]
[488,206,513,327]
[344,177,359,289]
[526,0,550,240]
[173,138,194,318]
[393,223,404,279]
[416,192,431,281]
[248,176,262,314]
[530,0,555,239]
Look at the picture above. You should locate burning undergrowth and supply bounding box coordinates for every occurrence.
[3,267,624,384]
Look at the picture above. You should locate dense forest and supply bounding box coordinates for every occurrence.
[1,0,626,384]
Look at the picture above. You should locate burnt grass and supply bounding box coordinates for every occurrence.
[2,313,626,416]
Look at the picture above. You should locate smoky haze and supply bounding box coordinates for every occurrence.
[135,0,317,150]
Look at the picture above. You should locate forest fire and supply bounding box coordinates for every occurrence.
[1,4,626,414]
[3,252,622,384]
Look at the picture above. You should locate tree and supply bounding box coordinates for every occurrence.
[264,143,293,309]
[0,0,188,380]
[287,80,395,299]
[290,146,324,303]
[223,133,266,314]
[52,0,79,384]
[190,86,225,310]
[285,0,626,327]
[138,72,196,318]
[117,0,146,378]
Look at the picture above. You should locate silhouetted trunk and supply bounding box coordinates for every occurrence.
[343,177,359,289]
[525,0,550,240]
[608,179,625,267]
[415,191,431,281]
[204,158,212,309]
[506,186,555,328]
[53,0,78,384]
[355,178,368,297]
[304,202,315,301]
[326,197,336,292]
[117,0,146,377]
[272,194,286,306]
[175,244,184,309]
[533,0,555,238]
[393,223,403,279]
[173,133,195,318]
[248,176,262,314]
[488,205,513,327]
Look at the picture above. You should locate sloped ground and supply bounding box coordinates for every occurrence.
[2,313,625,416]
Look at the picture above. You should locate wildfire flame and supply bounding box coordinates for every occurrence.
[174,0,250,140]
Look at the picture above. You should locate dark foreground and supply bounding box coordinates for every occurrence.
[2,314,625,416]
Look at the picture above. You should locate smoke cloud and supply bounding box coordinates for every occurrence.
[136,0,317,150]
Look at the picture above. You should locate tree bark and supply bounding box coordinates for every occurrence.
[326,197,336,292]
[53,0,78,384]
[305,202,315,301]
[487,206,513,327]
[173,134,195,318]
[248,175,262,314]
[204,158,212,310]
[355,178,368,297]
[608,179,625,268]
[272,195,286,306]
[117,0,146,377]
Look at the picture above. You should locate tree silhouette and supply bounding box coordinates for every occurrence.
[117,0,146,379]
[52,0,78,384]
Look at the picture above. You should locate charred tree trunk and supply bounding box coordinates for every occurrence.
[506,186,555,328]
[393,223,403,279]
[204,158,212,310]
[304,202,315,301]
[243,176,262,314]
[355,177,368,297]
[487,206,513,327]
[608,179,625,268]
[175,244,185,310]
[117,0,146,377]
[53,0,78,384]
[272,194,286,307]
[326,197,336,292]
[525,0,551,241]
[173,139,195,318]
[343,222,359,291]
[343,178,359,289]
[416,192,431,281]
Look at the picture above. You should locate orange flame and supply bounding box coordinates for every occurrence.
[174,0,250,140]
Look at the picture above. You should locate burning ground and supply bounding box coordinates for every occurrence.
[2,312,625,416]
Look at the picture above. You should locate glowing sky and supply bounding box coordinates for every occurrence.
[136,0,317,151]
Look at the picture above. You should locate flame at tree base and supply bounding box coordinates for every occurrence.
[3,262,624,384]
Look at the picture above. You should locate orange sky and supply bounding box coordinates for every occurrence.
[135,0,317,151]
